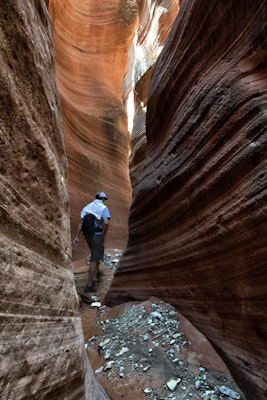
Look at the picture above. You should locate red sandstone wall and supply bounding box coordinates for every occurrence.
[48,0,137,257]
[48,0,180,260]
[126,0,180,190]
[0,1,109,399]
[105,1,267,399]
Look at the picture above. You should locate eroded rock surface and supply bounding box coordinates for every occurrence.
[48,0,136,256]
[126,0,180,190]
[0,2,109,399]
[105,1,267,399]
[48,0,180,259]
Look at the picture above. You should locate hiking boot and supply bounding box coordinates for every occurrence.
[83,283,96,293]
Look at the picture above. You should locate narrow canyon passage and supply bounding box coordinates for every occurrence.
[1,1,266,399]
[41,1,267,398]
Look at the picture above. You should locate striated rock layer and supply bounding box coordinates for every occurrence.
[0,1,109,399]
[48,0,180,260]
[125,0,180,190]
[48,0,137,258]
[105,1,267,399]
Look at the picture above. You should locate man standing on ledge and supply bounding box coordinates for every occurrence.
[73,192,111,292]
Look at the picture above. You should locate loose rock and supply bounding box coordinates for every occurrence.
[82,250,244,400]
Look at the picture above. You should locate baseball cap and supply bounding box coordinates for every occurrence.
[96,191,108,200]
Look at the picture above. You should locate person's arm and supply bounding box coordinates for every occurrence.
[102,217,109,239]
[73,220,82,246]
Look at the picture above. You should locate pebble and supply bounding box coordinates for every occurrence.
[143,365,150,372]
[218,385,241,399]
[103,360,115,371]
[91,301,101,308]
[144,388,152,394]
[119,366,125,378]
[195,380,201,389]
[167,377,181,391]
[151,311,164,320]
[115,346,129,356]
[104,349,111,360]
[99,338,111,348]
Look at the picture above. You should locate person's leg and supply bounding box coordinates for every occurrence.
[83,261,97,292]
[84,236,96,291]
[96,262,101,278]
[83,235,104,291]
[87,261,97,283]
[95,236,104,278]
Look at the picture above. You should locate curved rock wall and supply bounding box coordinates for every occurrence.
[48,0,179,260]
[105,1,267,399]
[127,0,180,190]
[0,1,109,399]
[48,0,138,258]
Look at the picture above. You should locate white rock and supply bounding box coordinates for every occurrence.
[167,377,181,391]
[115,346,129,356]
[99,338,111,348]
[143,365,150,372]
[104,349,111,360]
[195,380,201,389]
[151,311,164,320]
[91,302,101,308]
[103,360,115,371]
[218,385,241,399]
[172,333,181,338]
[119,366,125,378]
[144,388,152,394]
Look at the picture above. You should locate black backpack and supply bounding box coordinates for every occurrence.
[82,213,95,237]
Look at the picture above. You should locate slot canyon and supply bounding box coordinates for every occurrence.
[0,1,266,400]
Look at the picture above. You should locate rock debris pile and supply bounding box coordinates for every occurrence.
[85,299,243,400]
[102,250,123,270]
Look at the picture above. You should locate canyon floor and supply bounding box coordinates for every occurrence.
[73,250,245,400]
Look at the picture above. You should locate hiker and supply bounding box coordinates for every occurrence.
[73,191,111,292]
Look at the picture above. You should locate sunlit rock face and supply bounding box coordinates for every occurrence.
[48,0,138,258]
[0,1,109,399]
[48,0,179,260]
[126,1,180,190]
[105,1,267,399]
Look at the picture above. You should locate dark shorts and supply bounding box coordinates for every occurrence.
[85,234,104,262]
